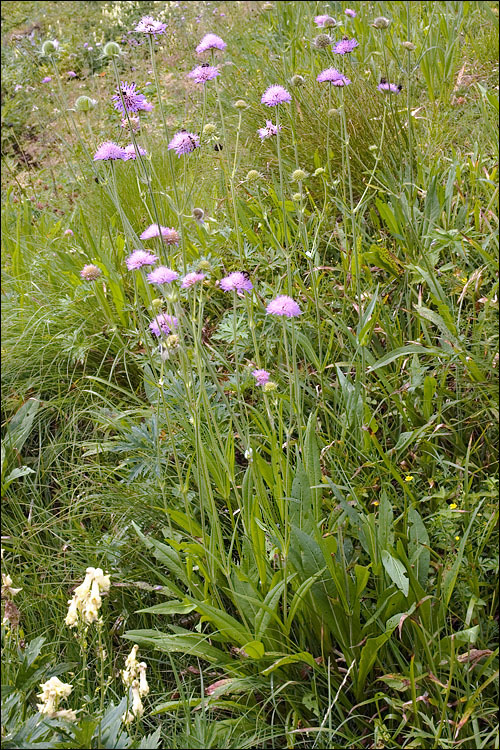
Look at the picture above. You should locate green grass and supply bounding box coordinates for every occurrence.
[1,1,499,748]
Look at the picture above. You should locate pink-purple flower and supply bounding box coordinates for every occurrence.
[187,65,219,84]
[317,68,351,86]
[168,131,200,157]
[135,16,167,35]
[377,79,402,93]
[147,266,179,284]
[261,85,292,106]
[66,71,77,78]
[332,37,359,54]
[257,120,281,140]
[42,76,52,83]
[252,369,270,386]
[344,8,357,18]
[220,272,253,294]
[123,144,148,160]
[112,81,153,114]
[196,33,226,54]
[125,250,158,270]
[140,225,180,244]
[181,272,206,288]
[64,228,74,236]
[93,141,127,161]
[149,314,179,336]
[266,295,302,318]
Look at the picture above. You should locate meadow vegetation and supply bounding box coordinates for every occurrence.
[1,1,499,748]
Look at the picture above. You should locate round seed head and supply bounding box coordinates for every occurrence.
[372,16,391,28]
[313,34,332,49]
[290,74,305,87]
[103,41,121,57]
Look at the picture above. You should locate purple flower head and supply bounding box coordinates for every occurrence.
[257,120,281,140]
[266,295,302,318]
[125,249,158,270]
[314,15,335,27]
[332,37,359,55]
[377,79,402,93]
[344,8,357,18]
[220,272,253,294]
[80,264,101,281]
[135,16,167,35]
[196,33,226,54]
[93,141,127,161]
[168,130,200,157]
[187,65,219,84]
[66,71,77,78]
[140,225,180,244]
[252,369,270,386]
[123,143,148,160]
[317,68,351,86]
[181,272,206,288]
[147,266,179,284]
[64,228,74,236]
[149,314,179,336]
[14,84,23,92]
[42,76,52,83]
[261,85,292,106]
[112,81,153,114]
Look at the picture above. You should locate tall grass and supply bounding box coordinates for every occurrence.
[2,1,498,748]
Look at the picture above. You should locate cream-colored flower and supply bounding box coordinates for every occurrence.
[37,676,73,717]
[138,663,149,697]
[64,597,79,627]
[131,683,144,718]
[1,573,22,599]
[73,568,94,600]
[66,567,110,628]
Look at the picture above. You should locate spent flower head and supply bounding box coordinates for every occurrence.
[372,16,391,28]
[290,74,305,86]
[314,15,336,28]
[313,34,332,49]
[80,264,102,281]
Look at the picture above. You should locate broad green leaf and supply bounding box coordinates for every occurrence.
[261,651,316,676]
[382,551,409,597]
[123,629,232,664]
[241,640,265,659]
[367,345,443,373]
[137,601,197,616]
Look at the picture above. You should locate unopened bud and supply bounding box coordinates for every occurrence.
[372,16,391,29]
[103,41,121,57]
[41,40,59,56]
[402,41,416,50]
[233,99,248,109]
[290,74,305,87]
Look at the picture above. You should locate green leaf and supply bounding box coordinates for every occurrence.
[241,640,265,659]
[261,652,316,676]
[382,551,409,597]
[137,601,197,616]
[367,345,443,373]
[123,629,232,664]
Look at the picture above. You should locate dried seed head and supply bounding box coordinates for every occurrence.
[290,74,305,87]
[313,34,332,49]
[372,16,391,29]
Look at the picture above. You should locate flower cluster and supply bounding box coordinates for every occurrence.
[112,81,153,114]
[168,131,200,157]
[258,120,281,140]
[121,645,150,724]
[65,567,110,628]
[37,677,76,721]
[196,33,226,54]
[188,65,219,84]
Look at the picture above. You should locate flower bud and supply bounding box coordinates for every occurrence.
[290,74,305,87]
[313,34,331,49]
[75,95,96,112]
[165,334,180,350]
[192,207,205,224]
[292,193,302,201]
[313,167,325,176]
[41,40,59,56]
[291,169,307,182]
[198,259,212,272]
[203,123,216,135]
[263,381,277,393]
[233,99,248,109]
[103,41,121,57]
[246,169,261,182]
[328,108,340,117]
[151,298,163,310]
[372,16,391,29]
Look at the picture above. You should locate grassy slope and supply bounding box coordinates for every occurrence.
[1,2,499,748]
